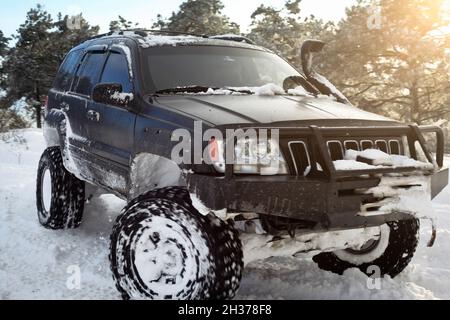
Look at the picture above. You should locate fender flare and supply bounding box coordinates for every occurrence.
[43,109,68,149]
[128,153,187,200]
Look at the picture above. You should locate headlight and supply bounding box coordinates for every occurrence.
[210,138,226,173]
[209,137,289,175]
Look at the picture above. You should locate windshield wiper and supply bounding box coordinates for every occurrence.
[155,85,253,95]
[156,86,212,94]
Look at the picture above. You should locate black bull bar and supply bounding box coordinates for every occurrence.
[188,124,448,231]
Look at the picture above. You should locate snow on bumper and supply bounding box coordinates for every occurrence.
[188,167,448,231]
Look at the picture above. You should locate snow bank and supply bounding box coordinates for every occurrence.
[0,130,125,299]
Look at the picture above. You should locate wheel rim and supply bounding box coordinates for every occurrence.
[334,224,391,265]
[133,216,200,298]
[345,238,380,255]
[41,169,52,214]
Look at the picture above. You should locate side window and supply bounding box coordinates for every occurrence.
[74,52,105,96]
[100,52,132,93]
[53,50,81,91]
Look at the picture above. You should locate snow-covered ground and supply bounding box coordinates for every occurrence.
[1,129,450,300]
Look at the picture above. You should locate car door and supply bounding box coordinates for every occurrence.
[85,46,137,195]
[63,47,107,180]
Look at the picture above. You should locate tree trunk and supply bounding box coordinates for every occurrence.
[35,82,42,129]
[409,81,421,125]
[35,105,42,129]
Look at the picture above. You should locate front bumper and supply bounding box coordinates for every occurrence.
[188,124,448,232]
[188,168,448,231]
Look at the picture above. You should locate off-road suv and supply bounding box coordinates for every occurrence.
[37,30,448,300]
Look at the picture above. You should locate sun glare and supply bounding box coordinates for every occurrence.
[442,0,450,19]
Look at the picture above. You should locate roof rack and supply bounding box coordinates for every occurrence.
[118,28,209,38]
[84,29,206,42]
[87,31,115,40]
[85,29,257,45]
[209,35,255,45]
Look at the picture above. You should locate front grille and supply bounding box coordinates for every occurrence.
[375,140,388,153]
[389,140,401,155]
[344,140,359,151]
[287,137,404,176]
[288,141,310,176]
[327,141,344,161]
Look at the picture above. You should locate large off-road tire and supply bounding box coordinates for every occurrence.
[36,147,85,229]
[204,214,244,300]
[109,188,243,300]
[313,219,420,278]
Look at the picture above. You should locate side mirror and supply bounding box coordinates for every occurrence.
[300,39,325,78]
[92,83,132,107]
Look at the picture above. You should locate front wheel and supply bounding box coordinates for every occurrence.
[109,188,243,300]
[313,219,420,278]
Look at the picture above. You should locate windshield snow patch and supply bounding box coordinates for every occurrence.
[160,83,318,97]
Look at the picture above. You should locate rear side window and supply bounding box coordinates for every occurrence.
[100,52,132,93]
[74,52,106,96]
[53,51,81,91]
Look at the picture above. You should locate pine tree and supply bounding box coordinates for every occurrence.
[1,31,29,131]
[319,0,450,124]
[109,16,139,32]
[247,0,334,68]
[0,30,8,58]
[154,0,240,35]
[2,5,99,128]
[1,5,54,128]
[0,30,9,86]
[53,13,99,62]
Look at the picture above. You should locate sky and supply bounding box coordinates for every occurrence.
[0,0,358,39]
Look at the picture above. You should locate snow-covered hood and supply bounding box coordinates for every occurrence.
[154,95,395,126]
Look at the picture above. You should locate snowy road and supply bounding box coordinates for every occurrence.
[1,129,450,300]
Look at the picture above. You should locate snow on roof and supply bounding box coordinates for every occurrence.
[211,34,244,38]
[83,31,267,53]
[137,35,205,48]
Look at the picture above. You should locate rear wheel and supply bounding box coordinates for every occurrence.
[313,219,420,278]
[109,188,243,300]
[36,147,85,229]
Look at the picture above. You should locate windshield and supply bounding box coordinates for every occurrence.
[145,46,310,92]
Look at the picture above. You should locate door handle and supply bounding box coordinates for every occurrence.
[86,110,100,122]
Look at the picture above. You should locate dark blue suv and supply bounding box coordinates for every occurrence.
[36,30,448,300]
